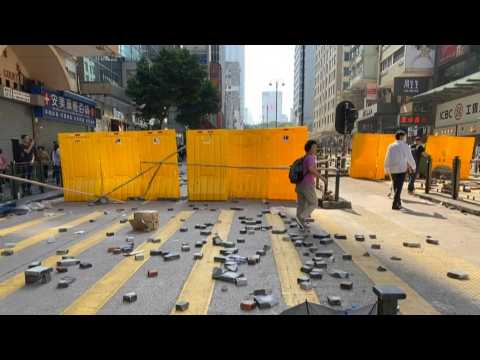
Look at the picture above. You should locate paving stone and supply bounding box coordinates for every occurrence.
[79,262,92,270]
[426,239,440,245]
[28,261,42,268]
[123,292,137,303]
[313,234,331,239]
[272,229,287,235]
[56,249,69,255]
[1,250,14,256]
[327,296,342,306]
[163,253,180,261]
[377,266,387,272]
[354,235,365,242]
[214,256,227,263]
[340,281,353,290]
[390,256,402,261]
[447,271,469,280]
[247,255,260,265]
[313,260,327,269]
[297,276,310,284]
[135,254,145,261]
[403,242,421,248]
[329,270,349,279]
[239,229,247,235]
[58,228,68,233]
[342,254,352,261]
[57,259,80,267]
[240,300,256,311]
[235,277,248,287]
[57,276,76,289]
[319,238,334,245]
[181,245,191,252]
[193,252,203,260]
[254,295,279,309]
[300,281,314,290]
[371,244,381,250]
[56,267,68,273]
[363,252,370,257]
[195,224,207,230]
[308,247,318,254]
[294,241,303,247]
[150,249,164,256]
[237,238,246,244]
[149,238,161,243]
[309,270,323,279]
[315,250,334,258]
[200,231,212,236]
[302,241,313,248]
[334,234,347,240]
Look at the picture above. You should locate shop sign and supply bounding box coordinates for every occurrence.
[2,86,31,104]
[436,93,480,127]
[357,104,378,121]
[33,88,96,128]
[399,115,428,125]
[438,45,469,66]
[394,77,429,97]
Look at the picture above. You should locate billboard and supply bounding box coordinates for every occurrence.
[394,77,429,97]
[405,45,435,72]
[436,93,480,128]
[438,45,470,66]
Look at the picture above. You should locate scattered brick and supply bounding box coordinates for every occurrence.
[327,296,341,306]
[342,254,352,261]
[403,242,421,248]
[329,270,349,279]
[334,234,347,240]
[377,266,387,272]
[58,228,68,233]
[272,229,287,235]
[300,281,313,290]
[390,256,402,261]
[310,270,323,279]
[57,276,76,289]
[236,277,248,287]
[181,245,191,252]
[194,252,203,260]
[340,281,353,290]
[1,250,14,256]
[240,300,256,311]
[447,271,469,280]
[297,276,310,284]
[426,239,440,245]
[371,244,381,250]
[163,253,180,261]
[123,292,137,303]
[354,235,365,242]
[79,262,92,270]
[147,270,158,278]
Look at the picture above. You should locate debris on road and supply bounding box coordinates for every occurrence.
[240,300,257,311]
[129,210,160,232]
[123,292,138,303]
[79,262,92,269]
[354,235,365,242]
[147,270,158,278]
[426,239,440,245]
[371,244,381,250]
[340,282,353,290]
[327,296,341,306]
[403,242,421,248]
[57,276,76,289]
[25,266,53,285]
[447,271,469,280]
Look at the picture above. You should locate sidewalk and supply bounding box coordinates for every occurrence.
[413,191,480,216]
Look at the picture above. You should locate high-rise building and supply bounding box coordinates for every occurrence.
[294,45,315,131]
[222,46,245,124]
[224,61,241,129]
[262,91,283,124]
[312,45,346,141]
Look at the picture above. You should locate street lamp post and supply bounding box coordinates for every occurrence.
[269,80,285,128]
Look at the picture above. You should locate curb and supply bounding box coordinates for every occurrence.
[413,193,480,217]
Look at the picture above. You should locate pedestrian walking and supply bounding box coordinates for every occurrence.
[52,143,62,186]
[293,140,324,230]
[37,146,50,181]
[407,136,426,194]
[0,149,8,194]
[19,135,35,195]
[384,130,416,210]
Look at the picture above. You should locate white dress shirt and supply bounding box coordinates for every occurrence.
[384,140,416,174]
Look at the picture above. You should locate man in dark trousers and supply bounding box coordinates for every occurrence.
[19,135,35,195]
[408,136,426,194]
[384,130,416,210]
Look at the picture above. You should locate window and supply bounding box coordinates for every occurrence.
[13,83,18,90]
[393,46,405,64]
[5,80,10,87]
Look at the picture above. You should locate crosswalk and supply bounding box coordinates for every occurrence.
[0,202,477,315]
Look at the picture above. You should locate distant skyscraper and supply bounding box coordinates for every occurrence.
[294,45,315,130]
[262,91,283,124]
[223,46,245,124]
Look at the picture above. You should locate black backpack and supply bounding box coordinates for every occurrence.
[289,156,305,184]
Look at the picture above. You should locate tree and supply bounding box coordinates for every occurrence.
[126,48,220,129]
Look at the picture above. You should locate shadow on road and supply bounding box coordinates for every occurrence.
[341,208,361,216]
[402,199,434,206]
[401,207,447,220]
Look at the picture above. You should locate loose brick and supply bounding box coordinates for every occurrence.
[403,242,421,248]
[79,262,92,270]
[310,271,323,279]
[1,250,14,256]
[340,281,353,290]
[237,238,246,244]
[342,254,352,261]
[447,271,469,280]
[297,276,310,284]
[377,266,387,272]
[319,238,334,245]
[236,277,248,287]
[390,256,402,261]
[300,281,313,290]
[327,296,341,306]
[240,300,256,311]
[194,252,203,260]
[426,239,440,245]
[123,292,137,303]
[181,245,191,252]
[355,235,365,242]
[147,270,158,278]
[371,244,381,250]
[329,270,349,279]
[58,228,68,233]
[334,234,347,240]
[56,249,69,255]
[135,254,145,261]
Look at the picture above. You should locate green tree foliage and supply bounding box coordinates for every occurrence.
[126,48,220,129]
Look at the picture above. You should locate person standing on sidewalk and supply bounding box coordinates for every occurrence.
[295,140,323,229]
[0,149,8,195]
[407,136,426,194]
[19,135,35,196]
[52,143,62,186]
[384,130,417,210]
[37,146,50,182]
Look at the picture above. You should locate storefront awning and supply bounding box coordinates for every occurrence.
[413,72,480,104]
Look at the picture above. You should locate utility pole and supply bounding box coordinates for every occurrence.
[275,81,278,128]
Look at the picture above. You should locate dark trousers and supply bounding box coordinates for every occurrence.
[53,165,61,186]
[391,172,406,208]
[408,170,417,192]
[20,165,33,193]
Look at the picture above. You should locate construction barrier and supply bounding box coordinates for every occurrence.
[186,127,308,201]
[425,135,475,180]
[58,130,180,201]
[349,133,395,180]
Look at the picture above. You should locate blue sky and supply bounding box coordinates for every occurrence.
[244,45,295,124]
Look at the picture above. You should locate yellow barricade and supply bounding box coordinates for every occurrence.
[349,133,395,180]
[58,130,180,201]
[187,127,307,201]
[425,135,475,180]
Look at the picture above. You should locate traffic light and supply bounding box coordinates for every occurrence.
[335,101,357,135]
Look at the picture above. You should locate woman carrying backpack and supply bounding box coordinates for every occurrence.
[294,140,323,230]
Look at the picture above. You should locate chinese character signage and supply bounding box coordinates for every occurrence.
[394,77,429,97]
[438,45,469,66]
[32,86,96,128]
[1,86,31,104]
[436,93,480,127]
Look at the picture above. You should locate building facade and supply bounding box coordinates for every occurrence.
[262,91,283,124]
[224,62,241,129]
[223,46,245,124]
[293,45,315,131]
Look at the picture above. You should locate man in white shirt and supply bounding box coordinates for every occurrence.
[384,130,417,210]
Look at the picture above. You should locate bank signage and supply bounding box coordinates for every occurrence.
[394,77,429,97]
[32,86,96,128]
[436,93,480,127]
